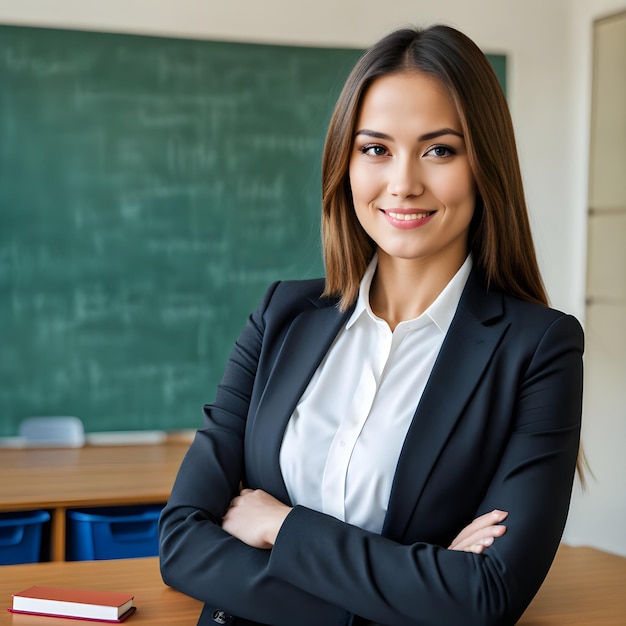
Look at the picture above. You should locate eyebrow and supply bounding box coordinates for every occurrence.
[355,128,464,142]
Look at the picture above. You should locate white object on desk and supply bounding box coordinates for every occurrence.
[86,430,167,446]
[0,436,27,448]
[19,416,85,448]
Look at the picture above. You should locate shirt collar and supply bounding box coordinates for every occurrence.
[346,253,473,333]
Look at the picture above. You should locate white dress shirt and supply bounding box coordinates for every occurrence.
[279,254,472,533]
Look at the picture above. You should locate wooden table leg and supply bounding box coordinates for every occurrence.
[51,507,66,561]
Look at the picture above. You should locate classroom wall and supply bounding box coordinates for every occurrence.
[566,0,626,558]
[2,0,625,554]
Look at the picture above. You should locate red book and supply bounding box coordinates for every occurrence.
[9,586,135,622]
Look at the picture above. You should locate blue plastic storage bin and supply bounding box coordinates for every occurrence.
[66,505,163,561]
[0,510,50,565]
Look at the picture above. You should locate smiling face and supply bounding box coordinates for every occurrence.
[349,71,476,274]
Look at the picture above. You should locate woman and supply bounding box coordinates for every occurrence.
[159,24,584,626]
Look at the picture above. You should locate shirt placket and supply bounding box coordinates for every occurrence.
[321,322,393,521]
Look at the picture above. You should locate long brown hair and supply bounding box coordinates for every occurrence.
[321,25,547,311]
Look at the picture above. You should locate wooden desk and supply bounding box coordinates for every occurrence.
[518,544,626,624]
[0,440,191,561]
[0,545,624,625]
[0,557,202,626]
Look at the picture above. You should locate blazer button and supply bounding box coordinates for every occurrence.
[212,609,230,624]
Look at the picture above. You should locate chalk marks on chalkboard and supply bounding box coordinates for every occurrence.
[164,137,219,175]
[2,45,93,77]
[245,133,320,154]
[0,25,363,436]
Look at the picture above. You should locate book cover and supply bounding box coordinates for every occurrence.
[9,586,135,622]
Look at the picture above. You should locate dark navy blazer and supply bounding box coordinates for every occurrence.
[159,267,584,626]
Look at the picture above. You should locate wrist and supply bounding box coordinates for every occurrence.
[265,504,291,547]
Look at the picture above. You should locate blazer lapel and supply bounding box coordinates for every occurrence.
[249,299,352,502]
[382,270,510,541]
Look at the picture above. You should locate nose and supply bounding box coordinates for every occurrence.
[387,156,424,198]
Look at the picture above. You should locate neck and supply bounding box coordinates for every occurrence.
[369,251,466,331]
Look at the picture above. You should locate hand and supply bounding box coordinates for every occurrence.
[222,488,292,549]
[448,509,508,554]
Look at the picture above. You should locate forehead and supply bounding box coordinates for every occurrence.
[356,71,460,130]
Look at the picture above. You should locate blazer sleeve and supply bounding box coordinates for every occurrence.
[158,282,349,626]
[266,313,584,626]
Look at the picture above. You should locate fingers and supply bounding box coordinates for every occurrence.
[222,489,291,548]
[448,510,508,554]
[455,510,508,541]
[458,525,506,554]
[451,510,508,544]
[225,488,255,510]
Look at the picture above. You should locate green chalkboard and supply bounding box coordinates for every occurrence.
[0,25,506,437]
[0,25,364,437]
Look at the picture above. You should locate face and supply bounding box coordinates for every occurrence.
[349,71,476,272]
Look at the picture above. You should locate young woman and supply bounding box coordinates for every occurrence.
[159,25,584,626]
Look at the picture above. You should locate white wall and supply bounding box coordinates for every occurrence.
[2,0,625,554]
[566,0,626,557]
